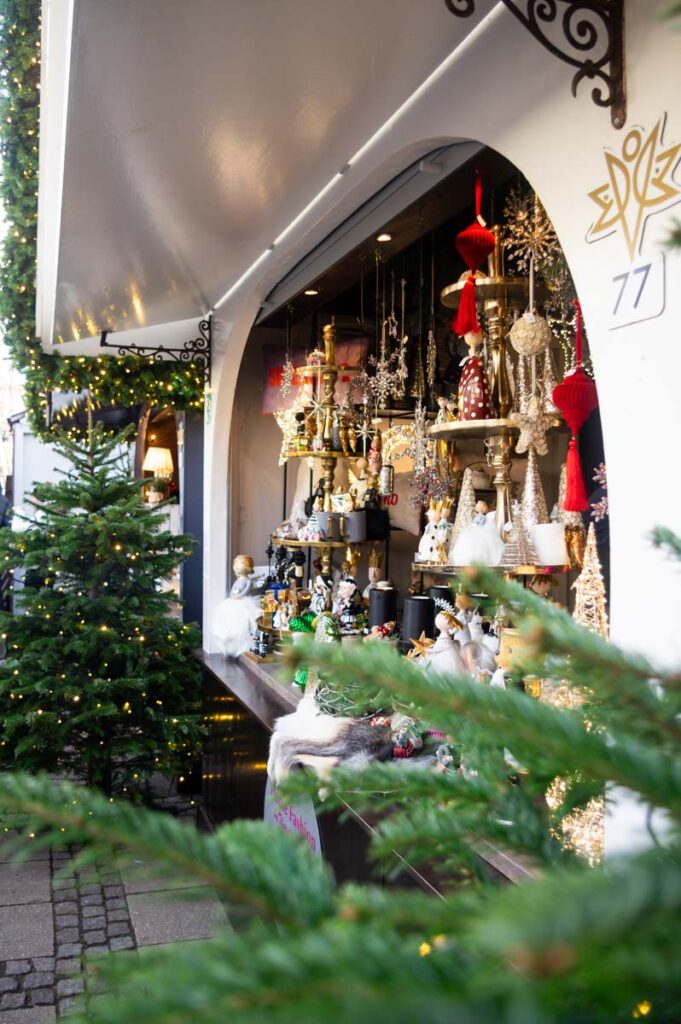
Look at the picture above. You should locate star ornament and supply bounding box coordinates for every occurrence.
[587,117,681,261]
[407,631,435,659]
[510,395,552,456]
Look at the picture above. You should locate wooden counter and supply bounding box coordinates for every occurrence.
[198,651,536,888]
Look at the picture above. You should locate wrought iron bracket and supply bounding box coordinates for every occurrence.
[445,1,625,129]
[100,316,211,385]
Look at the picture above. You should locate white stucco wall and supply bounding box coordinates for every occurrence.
[203,0,681,844]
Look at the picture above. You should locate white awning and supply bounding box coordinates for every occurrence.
[37,0,486,351]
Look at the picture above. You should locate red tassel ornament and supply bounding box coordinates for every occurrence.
[452,169,495,336]
[552,301,598,512]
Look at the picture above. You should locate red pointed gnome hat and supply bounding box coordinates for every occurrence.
[452,168,495,336]
[552,300,598,512]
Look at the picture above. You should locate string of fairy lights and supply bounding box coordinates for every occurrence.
[0,0,204,438]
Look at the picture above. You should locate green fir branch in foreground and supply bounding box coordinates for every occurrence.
[0,544,680,1021]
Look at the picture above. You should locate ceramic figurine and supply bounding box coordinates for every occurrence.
[212,554,263,658]
[348,457,370,508]
[458,330,493,421]
[415,500,442,563]
[309,572,333,617]
[461,611,497,677]
[450,500,505,566]
[333,576,365,634]
[298,496,323,541]
[362,549,384,600]
[367,430,383,477]
[435,497,454,562]
[419,610,468,676]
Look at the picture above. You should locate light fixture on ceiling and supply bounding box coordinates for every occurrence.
[304,288,320,296]
[376,232,392,243]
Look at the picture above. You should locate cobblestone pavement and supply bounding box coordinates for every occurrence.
[0,803,227,1023]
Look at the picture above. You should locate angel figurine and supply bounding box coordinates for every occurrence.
[212,554,263,658]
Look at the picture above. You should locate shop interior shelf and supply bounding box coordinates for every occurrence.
[272,536,384,550]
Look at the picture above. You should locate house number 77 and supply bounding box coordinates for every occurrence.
[609,254,665,330]
[612,264,651,314]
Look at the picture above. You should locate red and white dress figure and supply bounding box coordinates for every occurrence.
[458,331,492,421]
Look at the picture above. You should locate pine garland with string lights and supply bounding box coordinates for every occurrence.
[0,0,204,437]
[0,423,202,794]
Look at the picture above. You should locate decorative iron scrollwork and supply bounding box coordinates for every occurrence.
[100,317,211,384]
[444,0,625,129]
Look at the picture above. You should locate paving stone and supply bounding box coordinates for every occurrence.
[0,977,19,993]
[54,928,78,944]
[55,958,80,975]
[102,885,124,898]
[0,993,26,1010]
[0,862,51,907]
[84,916,106,931]
[108,936,134,952]
[27,989,54,1006]
[30,960,54,972]
[5,963,31,976]
[128,888,227,946]
[106,910,129,923]
[82,904,104,919]
[0,906,53,960]
[83,931,106,946]
[53,901,77,916]
[78,884,100,897]
[55,978,84,998]
[84,945,109,956]
[54,914,78,928]
[80,895,103,907]
[0,1009,56,1024]
[50,887,76,900]
[23,975,54,991]
[58,998,79,1014]
[105,922,131,939]
[104,898,125,911]
[56,944,82,959]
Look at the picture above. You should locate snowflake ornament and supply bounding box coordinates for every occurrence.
[503,188,560,274]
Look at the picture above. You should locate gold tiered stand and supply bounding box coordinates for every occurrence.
[276,322,387,579]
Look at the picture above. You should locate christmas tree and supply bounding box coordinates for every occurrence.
[572,521,609,637]
[2,531,680,1022]
[0,424,203,794]
[521,445,549,528]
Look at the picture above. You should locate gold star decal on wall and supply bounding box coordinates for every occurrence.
[587,117,681,261]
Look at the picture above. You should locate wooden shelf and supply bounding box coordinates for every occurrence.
[411,562,569,577]
[429,418,519,441]
[272,537,384,550]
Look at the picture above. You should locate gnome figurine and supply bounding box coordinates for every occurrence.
[415,500,442,563]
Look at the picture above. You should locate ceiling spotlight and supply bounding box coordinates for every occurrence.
[304,288,319,296]
[376,232,392,243]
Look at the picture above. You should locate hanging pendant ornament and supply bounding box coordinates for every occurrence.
[509,255,553,357]
[426,241,438,389]
[378,460,395,497]
[280,307,295,398]
[510,391,552,455]
[552,300,598,512]
[542,347,559,415]
[513,353,530,415]
[452,168,496,336]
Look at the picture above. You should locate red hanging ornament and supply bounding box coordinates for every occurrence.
[552,300,598,512]
[452,168,495,336]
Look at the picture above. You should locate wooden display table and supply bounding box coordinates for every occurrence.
[197,651,536,887]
